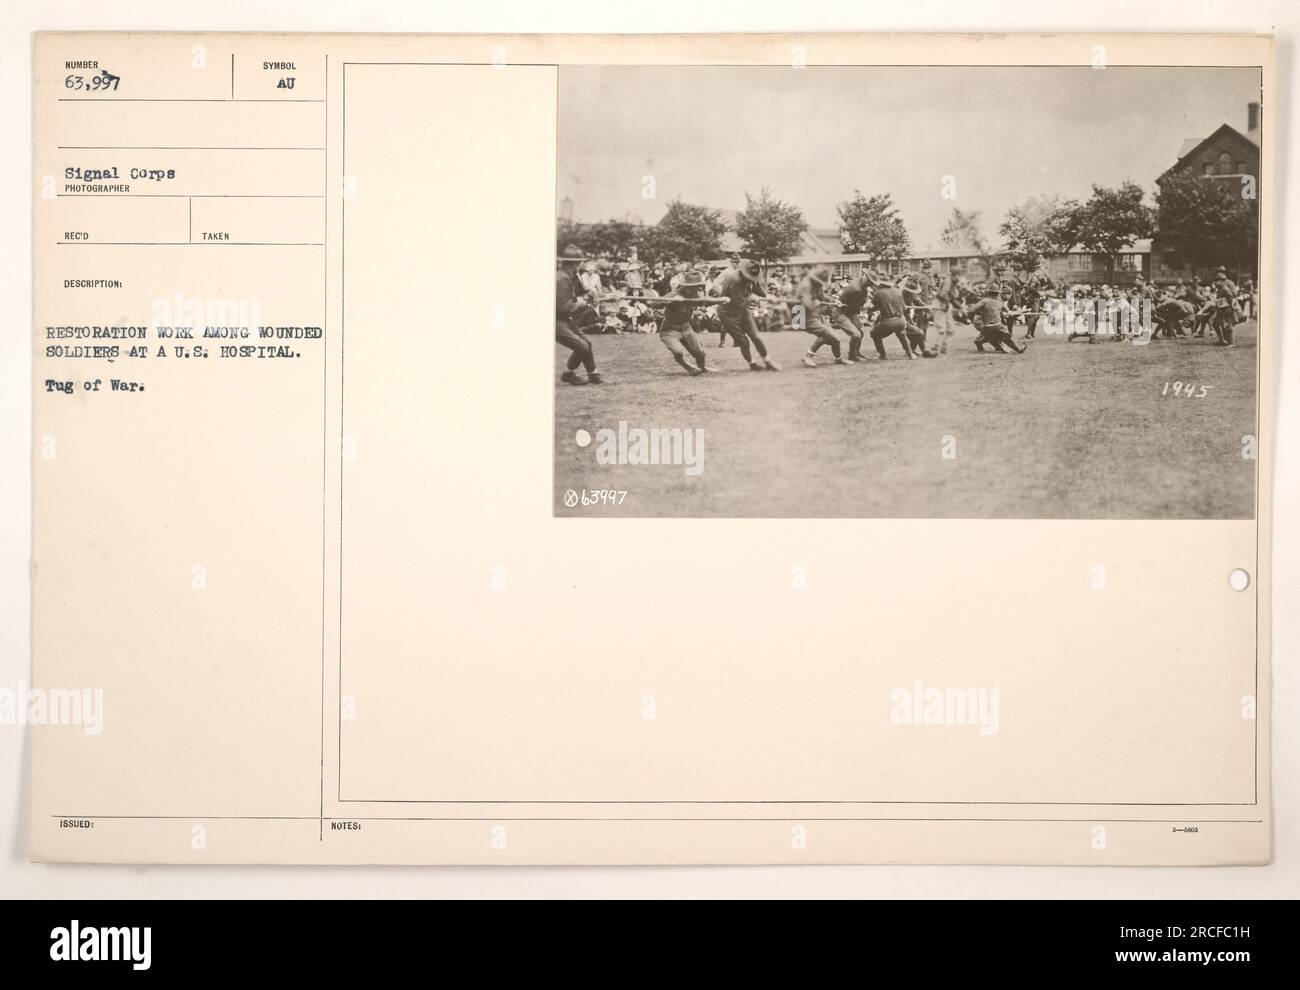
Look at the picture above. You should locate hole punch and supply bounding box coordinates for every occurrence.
[1228,568,1251,592]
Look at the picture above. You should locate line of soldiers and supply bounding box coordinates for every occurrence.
[557,244,1246,384]
[555,244,1024,381]
[950,262,1245,348]
[1149,268,1244,344]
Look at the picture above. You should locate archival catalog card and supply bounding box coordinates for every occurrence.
[30,32,1273,864]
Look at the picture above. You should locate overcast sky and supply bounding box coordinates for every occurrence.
[557,65,1261,248]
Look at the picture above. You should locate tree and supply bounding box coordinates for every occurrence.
[998,195,1077,270]
[940,208,998,277]
[642,199,728,264]
[1154,172,1257,277]
[555,218,646,262]
[1060,182,1153,282]
[837,191,912,260]
[733,187,808,266]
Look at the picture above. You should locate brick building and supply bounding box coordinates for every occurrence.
[1150,102,1261,282]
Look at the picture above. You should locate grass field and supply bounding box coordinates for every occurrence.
[553,319,1258,518]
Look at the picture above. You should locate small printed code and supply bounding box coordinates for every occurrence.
[563,489,628,507]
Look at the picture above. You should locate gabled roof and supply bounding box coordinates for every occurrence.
[1158,123,1259,185]
[799,227,843,255]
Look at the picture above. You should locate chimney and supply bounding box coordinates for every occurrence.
[1247,101,1260,137]
[559,196,574,222]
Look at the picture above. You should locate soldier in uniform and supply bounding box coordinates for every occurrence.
[868,272,918,360]
[796,265,851,367]
[900,263,939,356]
[971,282,1028,354]
[1210,266,1240,346]
[656,269,717,375]
[1153,290,1196,339]
[709,263,739,348]
[555,244,602,385]
[1020,261,1054,339]
[708,258,780,370]
[828,271,871,363]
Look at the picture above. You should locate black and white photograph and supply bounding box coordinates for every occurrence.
[4,0,1292,943]
[554,65,1262,519]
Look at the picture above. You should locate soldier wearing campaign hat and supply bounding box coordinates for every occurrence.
[970,281,1028,354]
[656,269,717,375]
[868,271,917,360]
[899,268,937,356]
[708,257,780,370]
[555,244,602,385]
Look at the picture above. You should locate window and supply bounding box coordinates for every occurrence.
[1217,151,1233,175]
[1236,161,1248,174]
[1203,162,1214,176]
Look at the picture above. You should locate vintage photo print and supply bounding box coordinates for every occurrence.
[554,65,1262,519]
[28,31,1271,869]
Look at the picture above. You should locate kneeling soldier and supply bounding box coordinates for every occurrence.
[971,283,1027,354]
